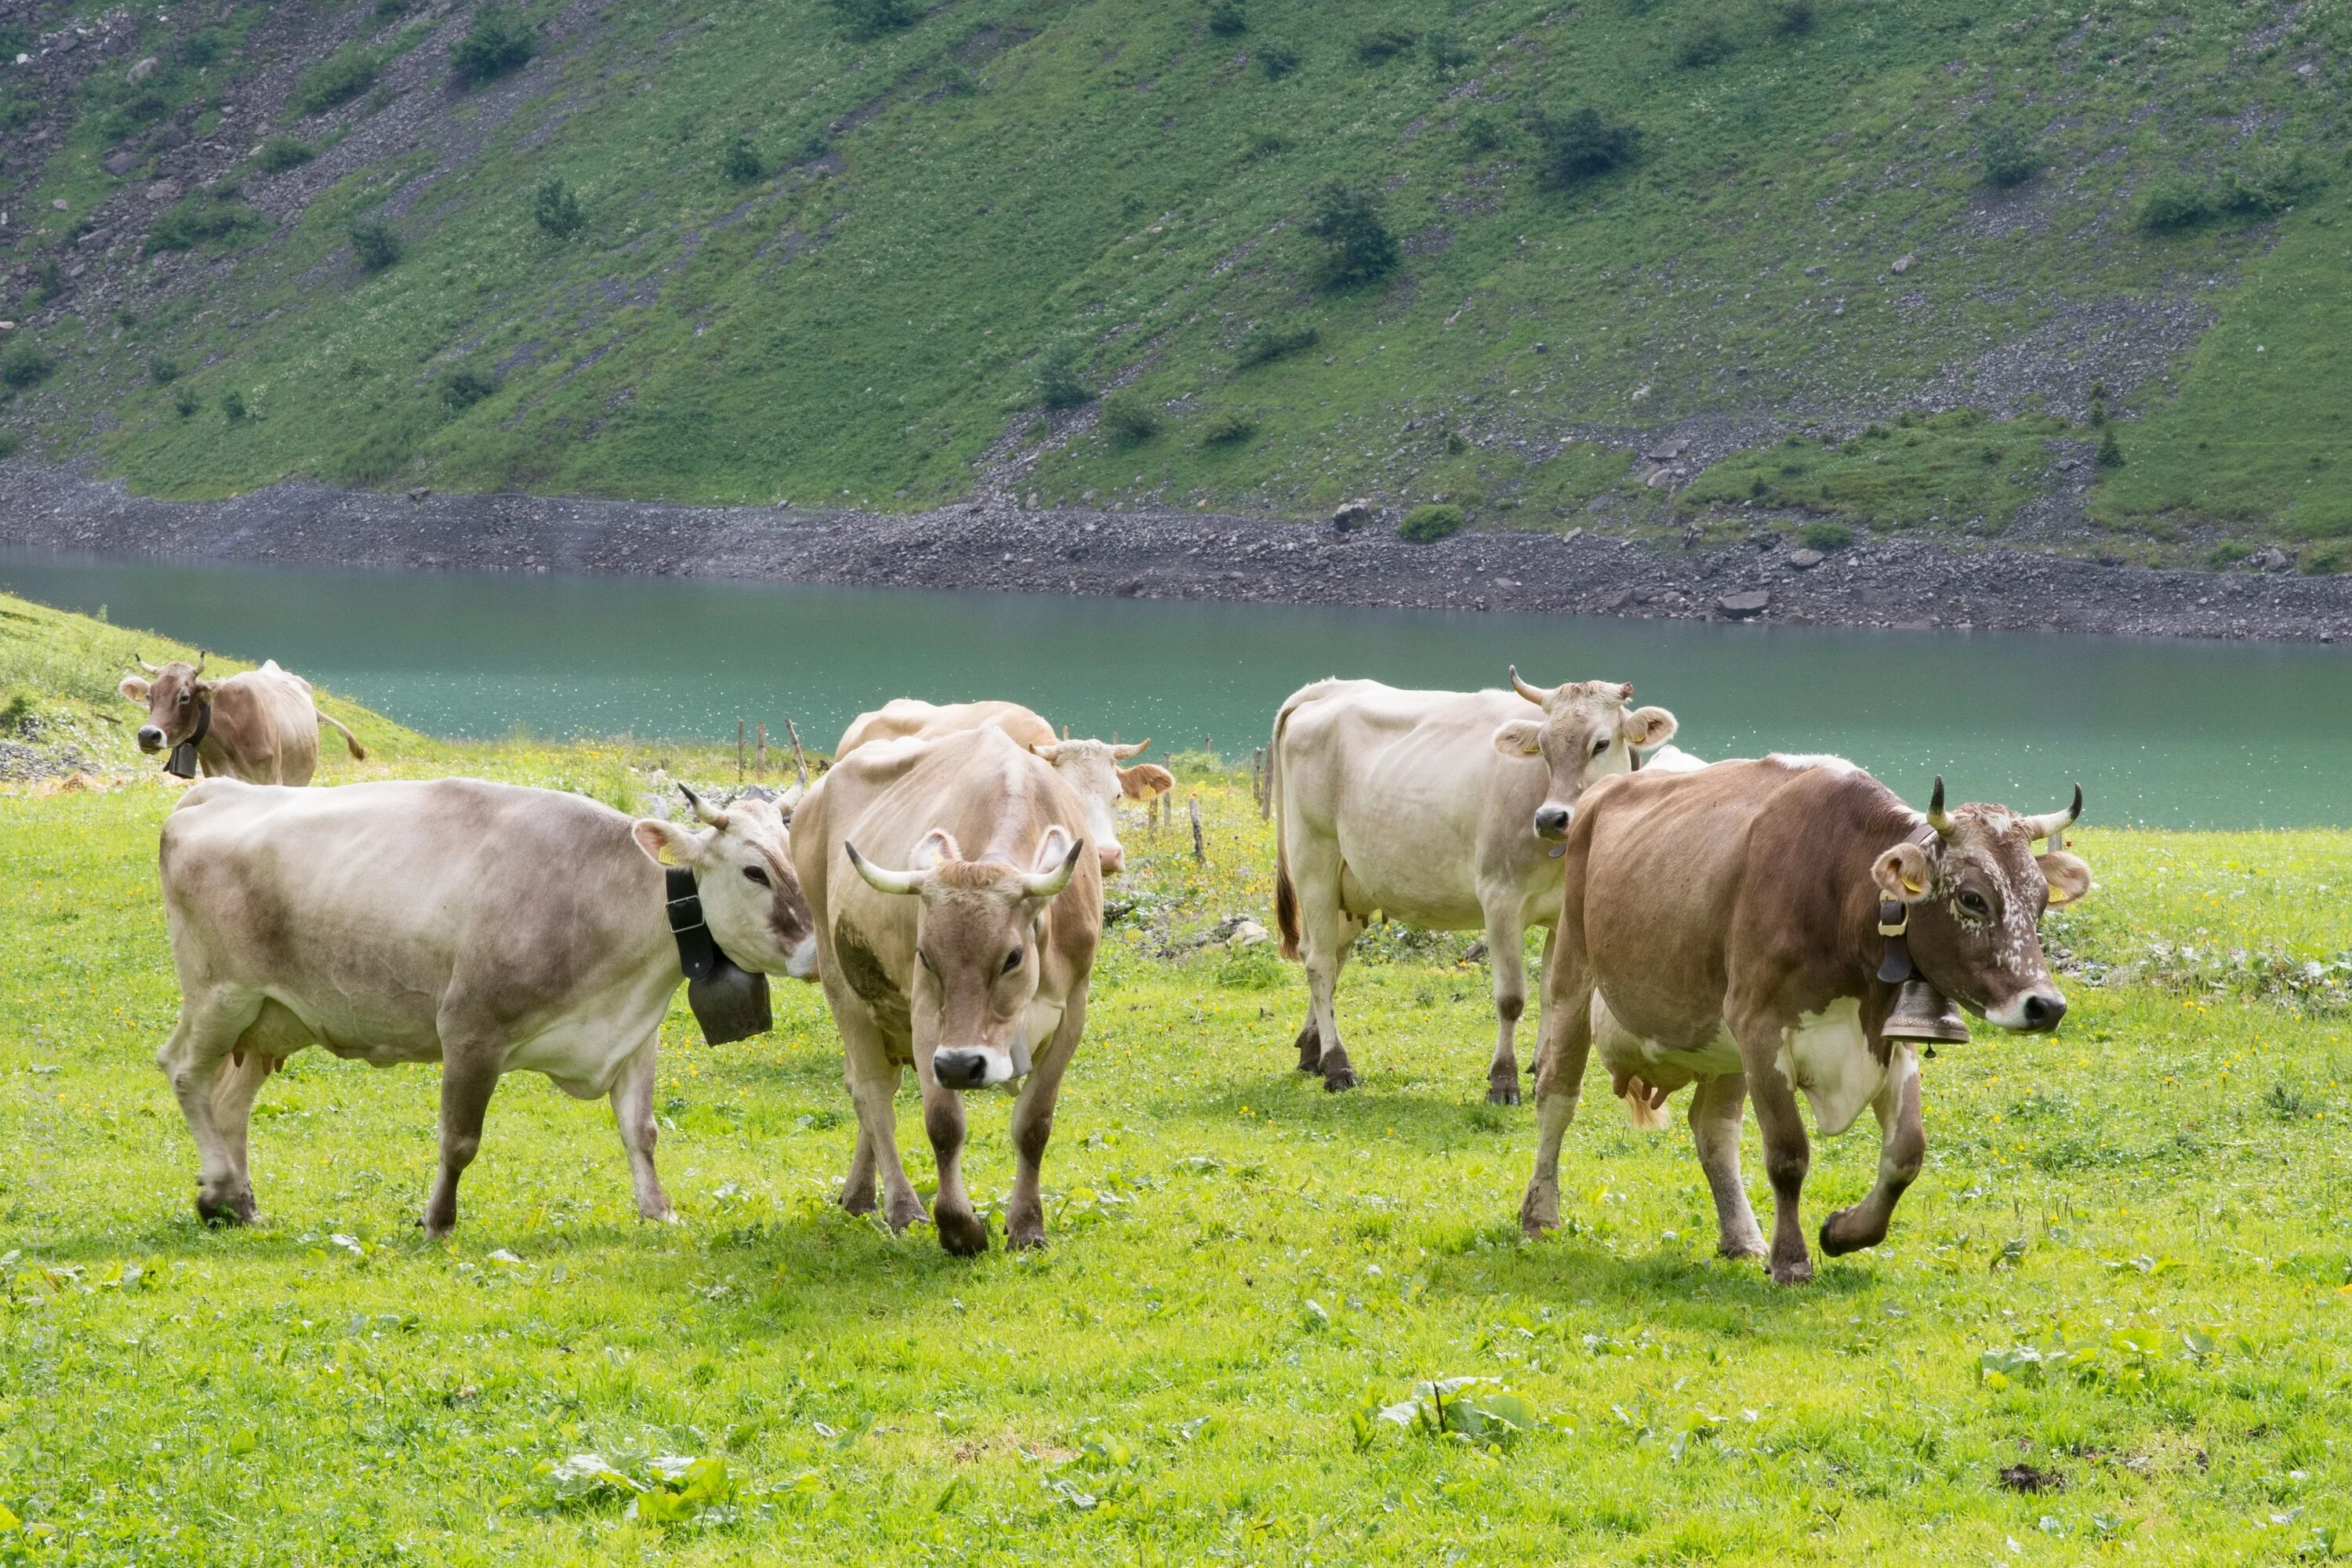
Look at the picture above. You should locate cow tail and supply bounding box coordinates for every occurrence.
[1270,692,1305,962]
[1621,1091,1672,1132]
[320,713,368,760]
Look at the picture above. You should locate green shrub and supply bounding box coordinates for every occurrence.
[2096,426,2124,468]
[1399,503,1466,543]
[1423,27,1472,75]
[1460,111,1504,156]
[145,198,263,254]
[1032,343,1091,409]
[375,0,414,16]
[826,0,916,39]
[1674,19,1734,67]
[2223,147,2313,216]
[1799,519,1853,550]
[1235,322,1318,368]
[440,365,499,411]
[221,389,249,424]
[1,343,56,390]
[1200,408,1260,445]
[1243,130,1291,160]
[1530,106,1642,186]
[256,136,314,173]
[295,47,379,114]
[1771,0,1815,34]
[1216,942,1283,989]
[0,430,20,461]
[349,220,401,270]
[147,357,180,385]
[1258,41,1300,78]
[1207,2,1247,37]
[532,176,585,238]
[172,385,200,418]
[2135,175,2211,232]
[1101,394,1161,443]
[28,257,65,303]
[2299,542,2352,575]
[719,132,764,184]
[1979,122,2038,189]
[450,9,535,84]
[1356,27,1417,62]
[2206,540,2255,568]
[178,31,226,67]
[1302,180,1399,289]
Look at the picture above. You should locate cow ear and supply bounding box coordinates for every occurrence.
[1872,841,1935,904]
[909,829,964,871]
[1492,719,1544,758]
[119,677,151,702]
[1623,706,1678,747]
[1033,741,1064,763]
[192,680,216,700]
[2038,851,2092,906]
[632,818,705,868]
[1117,765,1147,799]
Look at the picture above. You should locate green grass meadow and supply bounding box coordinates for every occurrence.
[6,684,2352,1560]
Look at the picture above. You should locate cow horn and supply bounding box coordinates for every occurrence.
[135,652,161,674]
[2022,784,2083,843]
[678,782,729,828]
[1926,775,1954,837]
[192,650,207,676]
[846,841,921,895]
[1112,738,1150,760]
[1021,833,1083,898]
[1508,666,1547,705]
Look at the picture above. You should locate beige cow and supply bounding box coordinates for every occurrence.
[834,698,1147,875]
[793,725,1103,1255]
[120,655,365,784]
[1269,670,1677,1101]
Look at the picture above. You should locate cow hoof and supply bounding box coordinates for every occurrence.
[1486,1083,1521,1107]
[641,1204,681,1225]
[937,1209,990,1257]
[1768,1256,1815,1287]
[1007,1221,1048,1251]
[883,1193,930,1233]
[840,1187,877,1217]
[1323,1067,1359,1092]
[1718,1237,1769,1262]
[1519,1189,1559,1239]
[1818,1210,1880,1258]
[196,1189,256,1227]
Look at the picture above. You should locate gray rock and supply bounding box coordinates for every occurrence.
[2254,545,2293,573]
[126,56,159,83]
[144,180,180,203]
[1719,590,1771,618]
[1891,252,1915,274]
[102,149,145,176]
[1789,548,1824,570]
[1331,498,1375,532]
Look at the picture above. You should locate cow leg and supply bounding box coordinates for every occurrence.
[1519,969,1594,1238]
[1006,987,1088,1250]
[1286,837,1364,1090]
[1483,906,1530,1105]
[1820,1044,1924,1257]
[1736,1019,1814,1284]
[608,1033,676,1224]
[839,1022,927,1232]
[1688,1071,1766,1261]
[208,1046,277,1210]
[1291,1016,1322,1074]
[156,992,265,1225]
[422,1047,503,1239]
[919,1067,985,1258]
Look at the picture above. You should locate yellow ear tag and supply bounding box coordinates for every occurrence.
[1523,743,1542,756]
[1901,872,1928,896]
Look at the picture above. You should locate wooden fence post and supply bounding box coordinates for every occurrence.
[784,719,811,788]
[1189,793,1205,865]
[736,720,746,782]
[756,723,768,778]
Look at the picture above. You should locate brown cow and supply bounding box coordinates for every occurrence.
[834,698,1147,875]
[1520,757,2090,1284]
[792,725,1102,1254]
[120,655,365,785]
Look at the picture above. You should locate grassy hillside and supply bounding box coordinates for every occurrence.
[2,0,2349,566]
[5,764,2351,1560]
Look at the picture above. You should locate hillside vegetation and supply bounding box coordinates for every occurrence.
[2,0,2348,567]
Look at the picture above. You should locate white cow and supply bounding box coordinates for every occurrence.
[1269,670,1678,1102]
[152,777,818,1235]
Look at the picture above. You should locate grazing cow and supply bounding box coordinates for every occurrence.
[834,698,1147,875]
[793,725,1102,1255]
[1519,757,2091,1283]
[1269,670,1678,1100]
[153,778,818,1235]
[120,654,365,785]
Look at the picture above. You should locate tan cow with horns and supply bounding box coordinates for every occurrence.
[120,653,365,785]
[793,724,1103,1255]
[1268,670,1678,1101]
[1521,757,2091,1284]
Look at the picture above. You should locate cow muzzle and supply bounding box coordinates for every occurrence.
[1098,840,1126,877]
[1533,803,1573,842]
[136,726,166,753]
[1987,988,2067,1033]
[785,935,820,982]
[931,1035,1032,1091]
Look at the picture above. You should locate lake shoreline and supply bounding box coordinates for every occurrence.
[5,463,2349,644]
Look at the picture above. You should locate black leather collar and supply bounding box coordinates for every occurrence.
[664,866,772,1044]
[163,699,211,780]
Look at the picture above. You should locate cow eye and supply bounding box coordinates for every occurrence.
[1958,888,1990,916]
[918,949,938,975]
[1002,947,1023,974]
[1591,736,1610,756]
[177,692,191,705]
[742,865,771,887]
